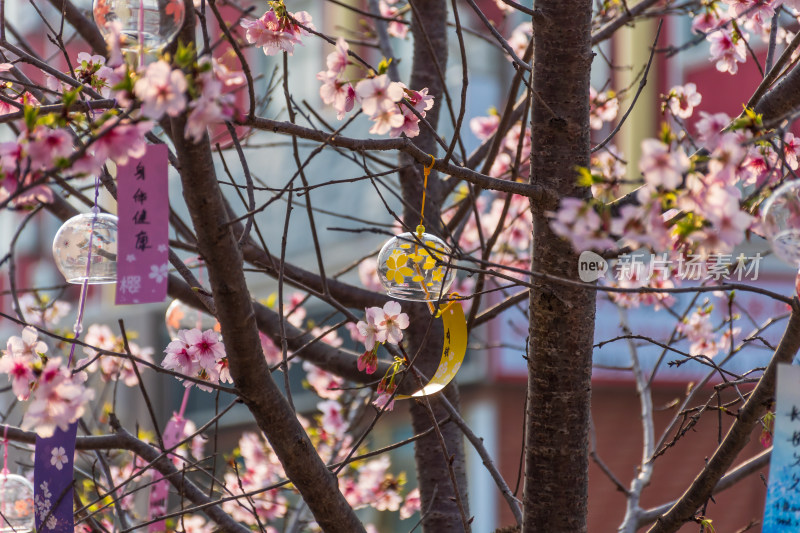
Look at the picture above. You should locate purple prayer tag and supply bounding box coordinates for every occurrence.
[34,422,78,532]
[115,144,170,305]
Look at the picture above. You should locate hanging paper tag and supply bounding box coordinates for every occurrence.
[34,422,78,532]
[148,414,187,532]
[764,363,800,530]
[115,144,170,305]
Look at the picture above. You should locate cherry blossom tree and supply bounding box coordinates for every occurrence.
[3,0,800,532]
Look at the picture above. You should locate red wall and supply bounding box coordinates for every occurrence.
[491,382,767,531]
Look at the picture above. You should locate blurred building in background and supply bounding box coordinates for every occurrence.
[0,2,795,531]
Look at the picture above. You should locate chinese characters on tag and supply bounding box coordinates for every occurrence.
[764,364,800,530]
[115,144,170,305]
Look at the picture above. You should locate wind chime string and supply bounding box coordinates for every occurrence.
[138,0,145,68]
[415,155,436,313]
[67,177,101,367]
[416,155,435,238]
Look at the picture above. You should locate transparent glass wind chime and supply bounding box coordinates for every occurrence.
[0,428,34,533]
[93,0,185,65]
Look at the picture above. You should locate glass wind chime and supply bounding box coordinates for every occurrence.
[37,2,184,532]
[93,0,185,66]
[0,428,35,533]
[374,157,467,398]
[761,180,800,295]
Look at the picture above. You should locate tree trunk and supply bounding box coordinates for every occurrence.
[410,384,470,531]
[524,1,596,532]
[399,1,470,531]
[165,6,366,531]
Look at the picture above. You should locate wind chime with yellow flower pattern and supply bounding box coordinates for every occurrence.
[375,157,468,398]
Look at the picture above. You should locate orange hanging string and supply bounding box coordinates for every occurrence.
[417,155,435,237]
[415,155,436,314]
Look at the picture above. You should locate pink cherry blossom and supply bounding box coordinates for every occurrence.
[508,22,532,60]
[186,70,236,142]
[607,263,677,310]
[724,0,776,21]
[240,9,314,56]
[134,60,188,119]
[470,114,499,140]
[700,185,753,252]
[20,358,94,438]
[706,132,746,185]
[677,308,718,357]
[0,92,26,116]
[379,301,409,344]
[184,328,226,369]
[503,122,531,154]
[379,1,408,39]
[26,127,73,169]
[83,324,116,355]
[369,107,405,135]
[489,152,512,179]
[17,294,70,328]
[0,172,53,207]
[389,106,422,138]
[345,321,367,345]
[549,197,616,252]
[355,75,404,117]
[162,330,199,378]
[783,132,800,170]
[695,111,730,145]
[259,331,283,366]
[358,259,383,292]
[742,147,779,188]
[317,70,356,119]
[75,52,115,97]
[212,59,246,87]
[91,119,150,166]
[357,307,388,351]
[179,515,214,533]
[639,139,689,190]
[6,326,47,359]
[318,400,348,438]
[692,11,723,34]
[357,349,378,375]
[216,357,232,384]
[302,361,344,400]
[707,28,746,74]
[0,352,35,400]
[325,37,350,77]
[161,328,222,391]
[666,83,702,119]
[373,391,396,411]
[311,326,343,348]
[590,87,619,130]
[611,204,653,248]
[400,487,421,519]
[103,20,124,67]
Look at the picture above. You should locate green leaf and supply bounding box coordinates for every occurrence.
[61,85,83,111]
[377,57,393,75]
[174,41,196,70]
[23,104,39,131]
